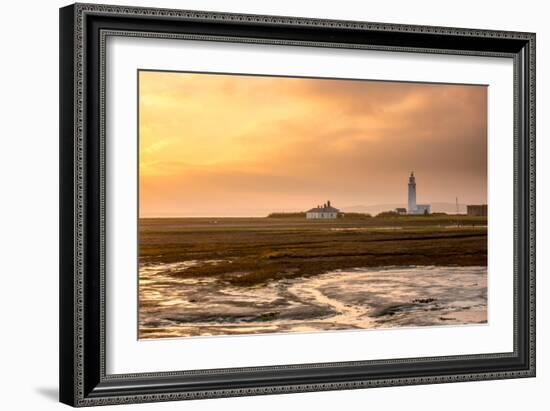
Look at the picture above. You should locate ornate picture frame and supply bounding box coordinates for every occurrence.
[59,3,535,407]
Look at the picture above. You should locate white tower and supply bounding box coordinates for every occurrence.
[408,172,417,213]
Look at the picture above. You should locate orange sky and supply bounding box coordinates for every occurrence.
[139,71,487,217]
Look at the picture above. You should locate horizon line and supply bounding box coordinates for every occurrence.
[139,212,472,219]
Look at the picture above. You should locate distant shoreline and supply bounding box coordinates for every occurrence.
[139,214,475,219]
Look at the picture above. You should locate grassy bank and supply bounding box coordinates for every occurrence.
[139,216,487,286]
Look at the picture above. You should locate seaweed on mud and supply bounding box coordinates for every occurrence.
[369,304,413,317]
[412,298,437,304]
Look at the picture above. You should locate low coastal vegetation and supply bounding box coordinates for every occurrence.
[139,215,487,287]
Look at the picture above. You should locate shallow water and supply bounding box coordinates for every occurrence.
[139,264,487,339]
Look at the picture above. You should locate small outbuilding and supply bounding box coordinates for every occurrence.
[467,204,487,217]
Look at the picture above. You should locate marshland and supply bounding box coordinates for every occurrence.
[138,215,488,339]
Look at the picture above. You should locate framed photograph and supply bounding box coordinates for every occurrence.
[59,3,535,407]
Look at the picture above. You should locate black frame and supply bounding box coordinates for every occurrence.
[60,3,536,407]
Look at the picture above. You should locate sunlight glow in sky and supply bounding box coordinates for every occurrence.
[139,71,487,217]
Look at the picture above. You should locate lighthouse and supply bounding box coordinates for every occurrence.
[408,171,417,213]
[406,172,431,215]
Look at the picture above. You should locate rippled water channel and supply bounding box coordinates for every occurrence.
[139,262,487,339]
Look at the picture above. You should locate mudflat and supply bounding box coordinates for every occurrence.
[139,215,487,287]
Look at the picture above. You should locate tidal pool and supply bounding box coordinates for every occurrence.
[139,264,487,339]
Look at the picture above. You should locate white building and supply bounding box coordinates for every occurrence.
[407,172,431,215]
[306,201,340,219]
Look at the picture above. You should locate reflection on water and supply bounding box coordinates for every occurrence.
[139,264,487,339]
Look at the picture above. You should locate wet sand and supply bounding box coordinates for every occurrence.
[139,264,487,339]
